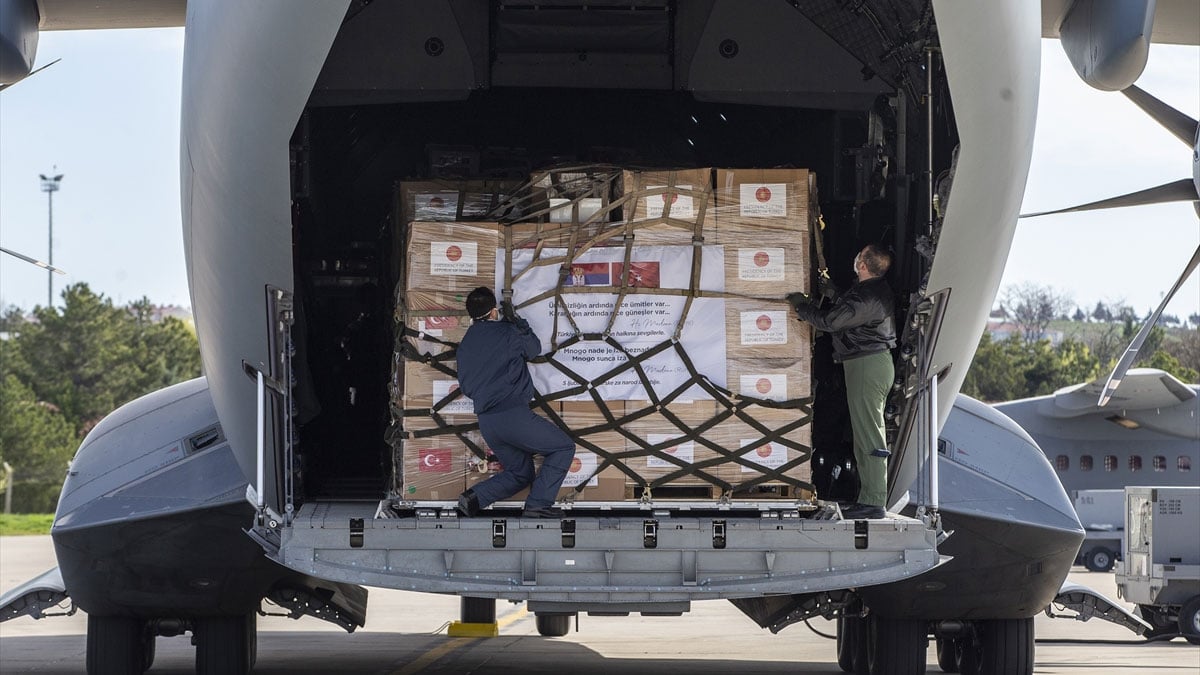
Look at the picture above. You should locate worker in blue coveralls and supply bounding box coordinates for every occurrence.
[454,287,575,518]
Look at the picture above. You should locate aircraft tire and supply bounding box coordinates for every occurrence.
[142,630,156,672]
[1137,604,1177,638]
[835,614,855,672]
[534,612,573,637]
[86,615,146,675]
[195,612,256,675]
[971,617,1033,675]
[865,614,926,675]
[935,636,960,672]
[1083,547,1115,572]
[1179,596,1200,645]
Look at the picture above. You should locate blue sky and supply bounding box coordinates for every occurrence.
[0,29,1197,319]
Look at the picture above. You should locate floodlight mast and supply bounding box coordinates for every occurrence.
[39,172,63,307]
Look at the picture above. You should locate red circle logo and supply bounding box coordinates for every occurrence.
[666,445,679,454]
[570,457,583,473]
[445,245,462,261]
[755,186,772,202]
[661,192,679,204]
[449,383,459,393]
[753,251,770,267]
[756,444,773,458]
[429,197,445,208]
[756,378,772,394]
[756,314,773,331]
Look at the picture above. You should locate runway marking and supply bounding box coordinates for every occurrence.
[391,606,529,674]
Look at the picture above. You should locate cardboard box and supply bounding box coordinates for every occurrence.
[713,168,814,232]
[725,298,808,362]
[402,362,474,417]
[465,450,628,502]
[404,221,499,293]
[706,221,809,299]
[398,180,520,223]
[400,435,471,501]
[621,168,714,223]
[728,357,811,402]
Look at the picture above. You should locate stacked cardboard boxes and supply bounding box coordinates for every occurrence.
[393,167,817,501]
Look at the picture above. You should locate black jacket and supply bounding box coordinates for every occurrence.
[456,317,541,415]
[792,277,896,363]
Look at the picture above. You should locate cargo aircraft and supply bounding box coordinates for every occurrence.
[1,1,1197,674]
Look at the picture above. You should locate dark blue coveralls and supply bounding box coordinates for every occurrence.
[456,315,575,510]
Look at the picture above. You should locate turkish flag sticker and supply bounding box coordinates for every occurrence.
[419,448,453,473]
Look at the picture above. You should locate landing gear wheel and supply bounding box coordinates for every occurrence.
[194,612,256,675]
[836,614,858,673]
[86,615,146,674]
[1083,547,1115,572]
[142,627,157,672]
[865,614,926,675]
[535,612,573,637]
[971,617,1033,675]
[935,636,960,672]
[1179,596,1200,645]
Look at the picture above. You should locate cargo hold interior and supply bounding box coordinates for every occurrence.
[284,1,956,503]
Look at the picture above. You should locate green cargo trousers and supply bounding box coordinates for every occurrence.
[843,350,894,507]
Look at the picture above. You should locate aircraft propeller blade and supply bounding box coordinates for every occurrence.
[1121,85,1199,148]
[1019,179,1198,218]
[0,59,62,93]
[0,246,67,274]
[1099,243,1200,407]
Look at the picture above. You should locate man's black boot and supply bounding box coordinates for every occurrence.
[522,506,563,519]
[456,489,481,517]
[840,503,885,520]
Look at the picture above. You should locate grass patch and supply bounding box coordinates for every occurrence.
[0,514,55,536]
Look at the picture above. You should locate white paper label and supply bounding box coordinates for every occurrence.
[430,241,478,275]
[646,434,695,467]
[563,451,599,488]
[418,318,442,337]
[740,440,788,472]
[738,183,787,217]
[740,310,787,345]
[737,248,785,281]
[432,380,473,414]
[644,185,695,219]
[415,192,459,221]
[740,374,788,401]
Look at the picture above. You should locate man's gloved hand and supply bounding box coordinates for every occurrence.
[785,291,809,311]
[500,300,531,331]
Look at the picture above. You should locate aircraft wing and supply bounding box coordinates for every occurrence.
[0,567,74,623]
[1039,368,1197,419]
[35,0,185,30]
[1042,0,1200,46]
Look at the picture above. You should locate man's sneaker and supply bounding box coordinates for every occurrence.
[840,503,886,520]
[522,506,563,519]
[456,489,481,517]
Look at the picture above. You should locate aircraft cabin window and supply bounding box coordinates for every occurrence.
[1153,456,1167,472]
[1079,455,1093,471]
[1104,455,1118,472]
[1129,455,1143,472]
[1180,456,1193,472]
[1055,455,1069,472]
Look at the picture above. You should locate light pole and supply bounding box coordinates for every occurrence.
[39,172,63,307]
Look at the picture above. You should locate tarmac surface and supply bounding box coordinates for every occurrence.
[2,535,1197,674]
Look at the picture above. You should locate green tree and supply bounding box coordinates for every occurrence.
[0,375,78,512]
[1144,350,1199,383]
[10,284,201,437]
[964,334,1102,403]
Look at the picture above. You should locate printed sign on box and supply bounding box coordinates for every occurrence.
[644,185,696,219]
[430,241,479,275]
[432,380,473,414]
[740,310,787,345]
[737,248,785,281]
[738,184,787,217]
[419,448,454,473]
[646,434,695,467]
[739,441,788,472]
[740,374,788,402]
[563,451,600,488]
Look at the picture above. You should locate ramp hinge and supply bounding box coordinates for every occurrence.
[349,518,364,548]
[712,520,727,549]
[561,519,576,548]
[854,520,869,550]
[492,519,507,548]
[643,519,659,549]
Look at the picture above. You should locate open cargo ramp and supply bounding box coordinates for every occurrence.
[267,500,943,602]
